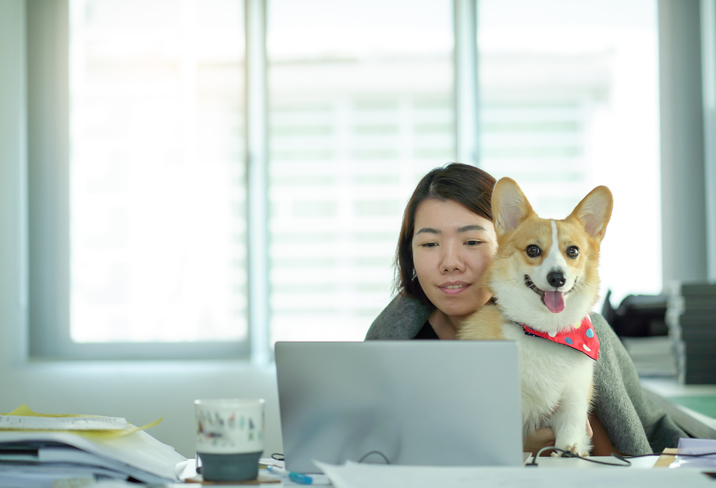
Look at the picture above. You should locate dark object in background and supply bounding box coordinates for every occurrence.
[666,281,716,385]
[602,289,669,337]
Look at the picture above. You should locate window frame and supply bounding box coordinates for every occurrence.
[22,0,716,361]
[27,0,478,360]
[26,0,260,360]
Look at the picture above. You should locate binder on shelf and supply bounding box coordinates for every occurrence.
[666,281,716,385]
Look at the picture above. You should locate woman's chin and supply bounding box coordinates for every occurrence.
[433,302,478,322]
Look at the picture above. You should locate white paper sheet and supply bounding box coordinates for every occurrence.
[0,415,128,431]
[315,460,715,488]
[671,438,716,469]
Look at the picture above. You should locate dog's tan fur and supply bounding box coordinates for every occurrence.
[458,177,613,456]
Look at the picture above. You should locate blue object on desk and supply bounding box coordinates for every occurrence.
[266,465,315,484]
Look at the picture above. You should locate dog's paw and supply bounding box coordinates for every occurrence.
[558,442,589,457]
[555,430,592,458]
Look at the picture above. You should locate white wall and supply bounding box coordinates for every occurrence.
[0,0,283,459]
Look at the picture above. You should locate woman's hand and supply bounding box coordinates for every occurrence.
[523,427,556,455]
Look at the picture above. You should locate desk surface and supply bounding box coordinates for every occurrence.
[249,456,712,488]
[162,455,708,487]
[641,378,716,439]
[251,456,659,486]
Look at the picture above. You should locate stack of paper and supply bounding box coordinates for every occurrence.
[666,281,716,384]
[0,405,188,488]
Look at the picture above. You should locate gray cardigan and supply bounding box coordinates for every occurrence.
[365,294,686,456]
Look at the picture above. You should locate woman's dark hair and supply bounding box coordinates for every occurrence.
[395,163,496,304]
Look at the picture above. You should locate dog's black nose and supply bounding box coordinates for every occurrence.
[547,271,566,288]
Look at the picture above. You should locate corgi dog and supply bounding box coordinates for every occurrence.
[458,177,613,457]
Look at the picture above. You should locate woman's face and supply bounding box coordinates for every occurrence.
[412,199,497,321]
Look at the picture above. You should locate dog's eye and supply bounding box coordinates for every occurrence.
[526,245,541,258]
[566,246,579,259]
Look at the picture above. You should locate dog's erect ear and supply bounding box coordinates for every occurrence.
[569,185,613,243]
[492,177,535,237]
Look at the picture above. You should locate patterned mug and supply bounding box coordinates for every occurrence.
[194,398,265,481]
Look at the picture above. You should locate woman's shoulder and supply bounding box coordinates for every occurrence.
[365,293,432,340]
[588,311,626,358]
[588,310,642,388]
[589,311,617,339]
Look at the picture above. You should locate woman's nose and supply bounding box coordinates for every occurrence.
[440,245,464,272]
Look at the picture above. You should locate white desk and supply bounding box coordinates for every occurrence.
[291,456,712,488]
[158,455,716,487]
[245,456,662,486]
[641,378,716,439]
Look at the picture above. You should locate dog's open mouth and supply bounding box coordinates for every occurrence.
[524,275,572,314]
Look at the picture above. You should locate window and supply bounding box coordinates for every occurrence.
[29,0,456,359]
[478,0,660,305]
[266,0,454,342]
[69,0,248,345]
[29,0,660,360]
[29,0,249,359]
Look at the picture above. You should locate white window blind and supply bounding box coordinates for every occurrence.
[266,0,455,342]
[28,0,661,359]
[69,0,248,344]
[478,0,660,305]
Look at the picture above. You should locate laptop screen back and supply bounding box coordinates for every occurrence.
[275,341,523,473]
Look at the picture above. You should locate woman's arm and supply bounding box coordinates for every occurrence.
[590,312,686,454]
[589,412,621,456]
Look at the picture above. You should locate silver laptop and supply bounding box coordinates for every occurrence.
[274,341,524,473]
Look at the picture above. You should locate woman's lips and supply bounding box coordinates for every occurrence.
[439,282,470,295]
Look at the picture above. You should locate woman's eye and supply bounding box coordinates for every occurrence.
[567,246,579,259]
[466,240,482,246]
[526,245,541,257]
[421,242,437,248]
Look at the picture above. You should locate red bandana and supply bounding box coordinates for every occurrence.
[521,316,599,360]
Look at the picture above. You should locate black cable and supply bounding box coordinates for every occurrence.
[617,450,716,463]
[273,447,716,468]
[358,450,391,464]
[527,447,630,467]
[527,447,716,467]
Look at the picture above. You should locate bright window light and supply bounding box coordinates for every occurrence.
[478,0,660,306]
[69,0,247,342]
[266,0,455,342]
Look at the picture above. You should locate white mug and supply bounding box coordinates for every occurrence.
[194,398,265,481]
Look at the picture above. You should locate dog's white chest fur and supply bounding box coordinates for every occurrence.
[501,321,595,439]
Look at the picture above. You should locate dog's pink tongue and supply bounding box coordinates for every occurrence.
[544,291,565,313]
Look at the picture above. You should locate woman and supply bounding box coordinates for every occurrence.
[365,163,685,456]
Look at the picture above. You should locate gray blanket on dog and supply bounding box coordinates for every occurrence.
[365,294,686,456]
